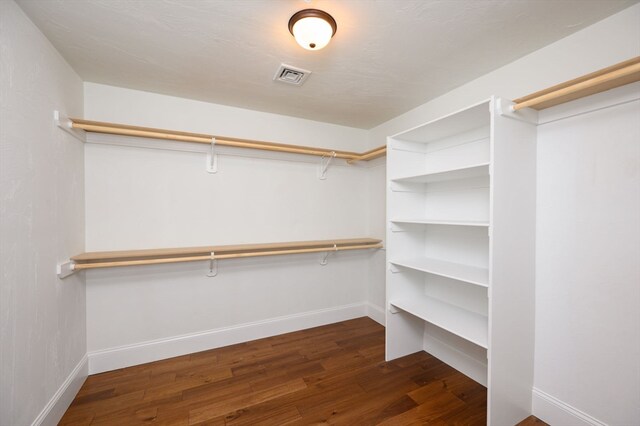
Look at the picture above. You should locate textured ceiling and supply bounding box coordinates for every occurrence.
[17,0,636,128]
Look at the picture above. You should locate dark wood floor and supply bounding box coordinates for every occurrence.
[61,317,547,425]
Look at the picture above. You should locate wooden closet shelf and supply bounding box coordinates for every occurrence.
[69,238,383,270]
[70,118,386,163]
[513,56,640,111]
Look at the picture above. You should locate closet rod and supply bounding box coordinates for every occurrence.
[347,146,387,164]
[72,243,383,270]
[70,118,386,162]
[513,56,640,111]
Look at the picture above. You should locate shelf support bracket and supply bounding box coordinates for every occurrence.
[497,98,539,124]
[389,181,419,193]
[206,137,218,173]
[389,263,400,274]
[389,223,406,233]
[388,303,400,314]
[54,110,86,143]
[318,151,336,180]
[57,261,77,279]
[206,252,218,277]
[320,244,338,266]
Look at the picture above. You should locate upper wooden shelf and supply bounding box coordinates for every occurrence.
[68,238,383,272]
[513,56,640,111]
[73,238,381,263]
[70,118,386,163]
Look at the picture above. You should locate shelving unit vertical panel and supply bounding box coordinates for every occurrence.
[385,268,429,360]
[487,100,538,426]
[386,135,428,360]
[385,138,425,360]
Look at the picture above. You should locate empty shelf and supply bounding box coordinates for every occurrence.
[391,218,489,227]
[390,257,489,287]
[390,296,488,348]
[393,100,490,144]
[391,163,489,184]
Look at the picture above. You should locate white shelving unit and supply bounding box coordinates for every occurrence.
[386,98,537,425]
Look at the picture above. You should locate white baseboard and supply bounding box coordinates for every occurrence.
[31,354,88,426]
[366,302,385,326]
[89,302,368,374]
[532,388,608,426]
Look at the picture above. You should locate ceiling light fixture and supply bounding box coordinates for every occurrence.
[288,9,337,51]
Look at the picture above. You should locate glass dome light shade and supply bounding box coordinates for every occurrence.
[288,9,337,51]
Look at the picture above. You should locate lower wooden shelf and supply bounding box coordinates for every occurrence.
[390,295,488,348]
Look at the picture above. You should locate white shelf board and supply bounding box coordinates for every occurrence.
[391,218,489,227]
[390,257,489,287]
[391,163,489,184]
[392,100,491,144]
[390,296,488,348]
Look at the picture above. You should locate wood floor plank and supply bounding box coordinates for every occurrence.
[61,317,549,426]
[141,368,233,401]
[187,378,307,424]
[376,391,468,425]
[517,415,551,425]
[223,402,302,425]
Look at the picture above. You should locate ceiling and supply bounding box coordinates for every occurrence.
[17,0,636,129]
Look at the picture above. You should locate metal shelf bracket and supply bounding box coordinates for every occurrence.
[318,151,336,180]
[206,137,218,173]
[320,244,338,265]
[206,252,218,277]
[389,223,407,233]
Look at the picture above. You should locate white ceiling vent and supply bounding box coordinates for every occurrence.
[273,63,311,86]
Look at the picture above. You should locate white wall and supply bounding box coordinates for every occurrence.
[84,83,370,152]
[0,2,86,425]
[82,84,378,372]
[365,4,640,424]
[534,84,640,426]
[365,162,386,323]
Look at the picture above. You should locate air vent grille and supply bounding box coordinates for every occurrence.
[274,64,311,86]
